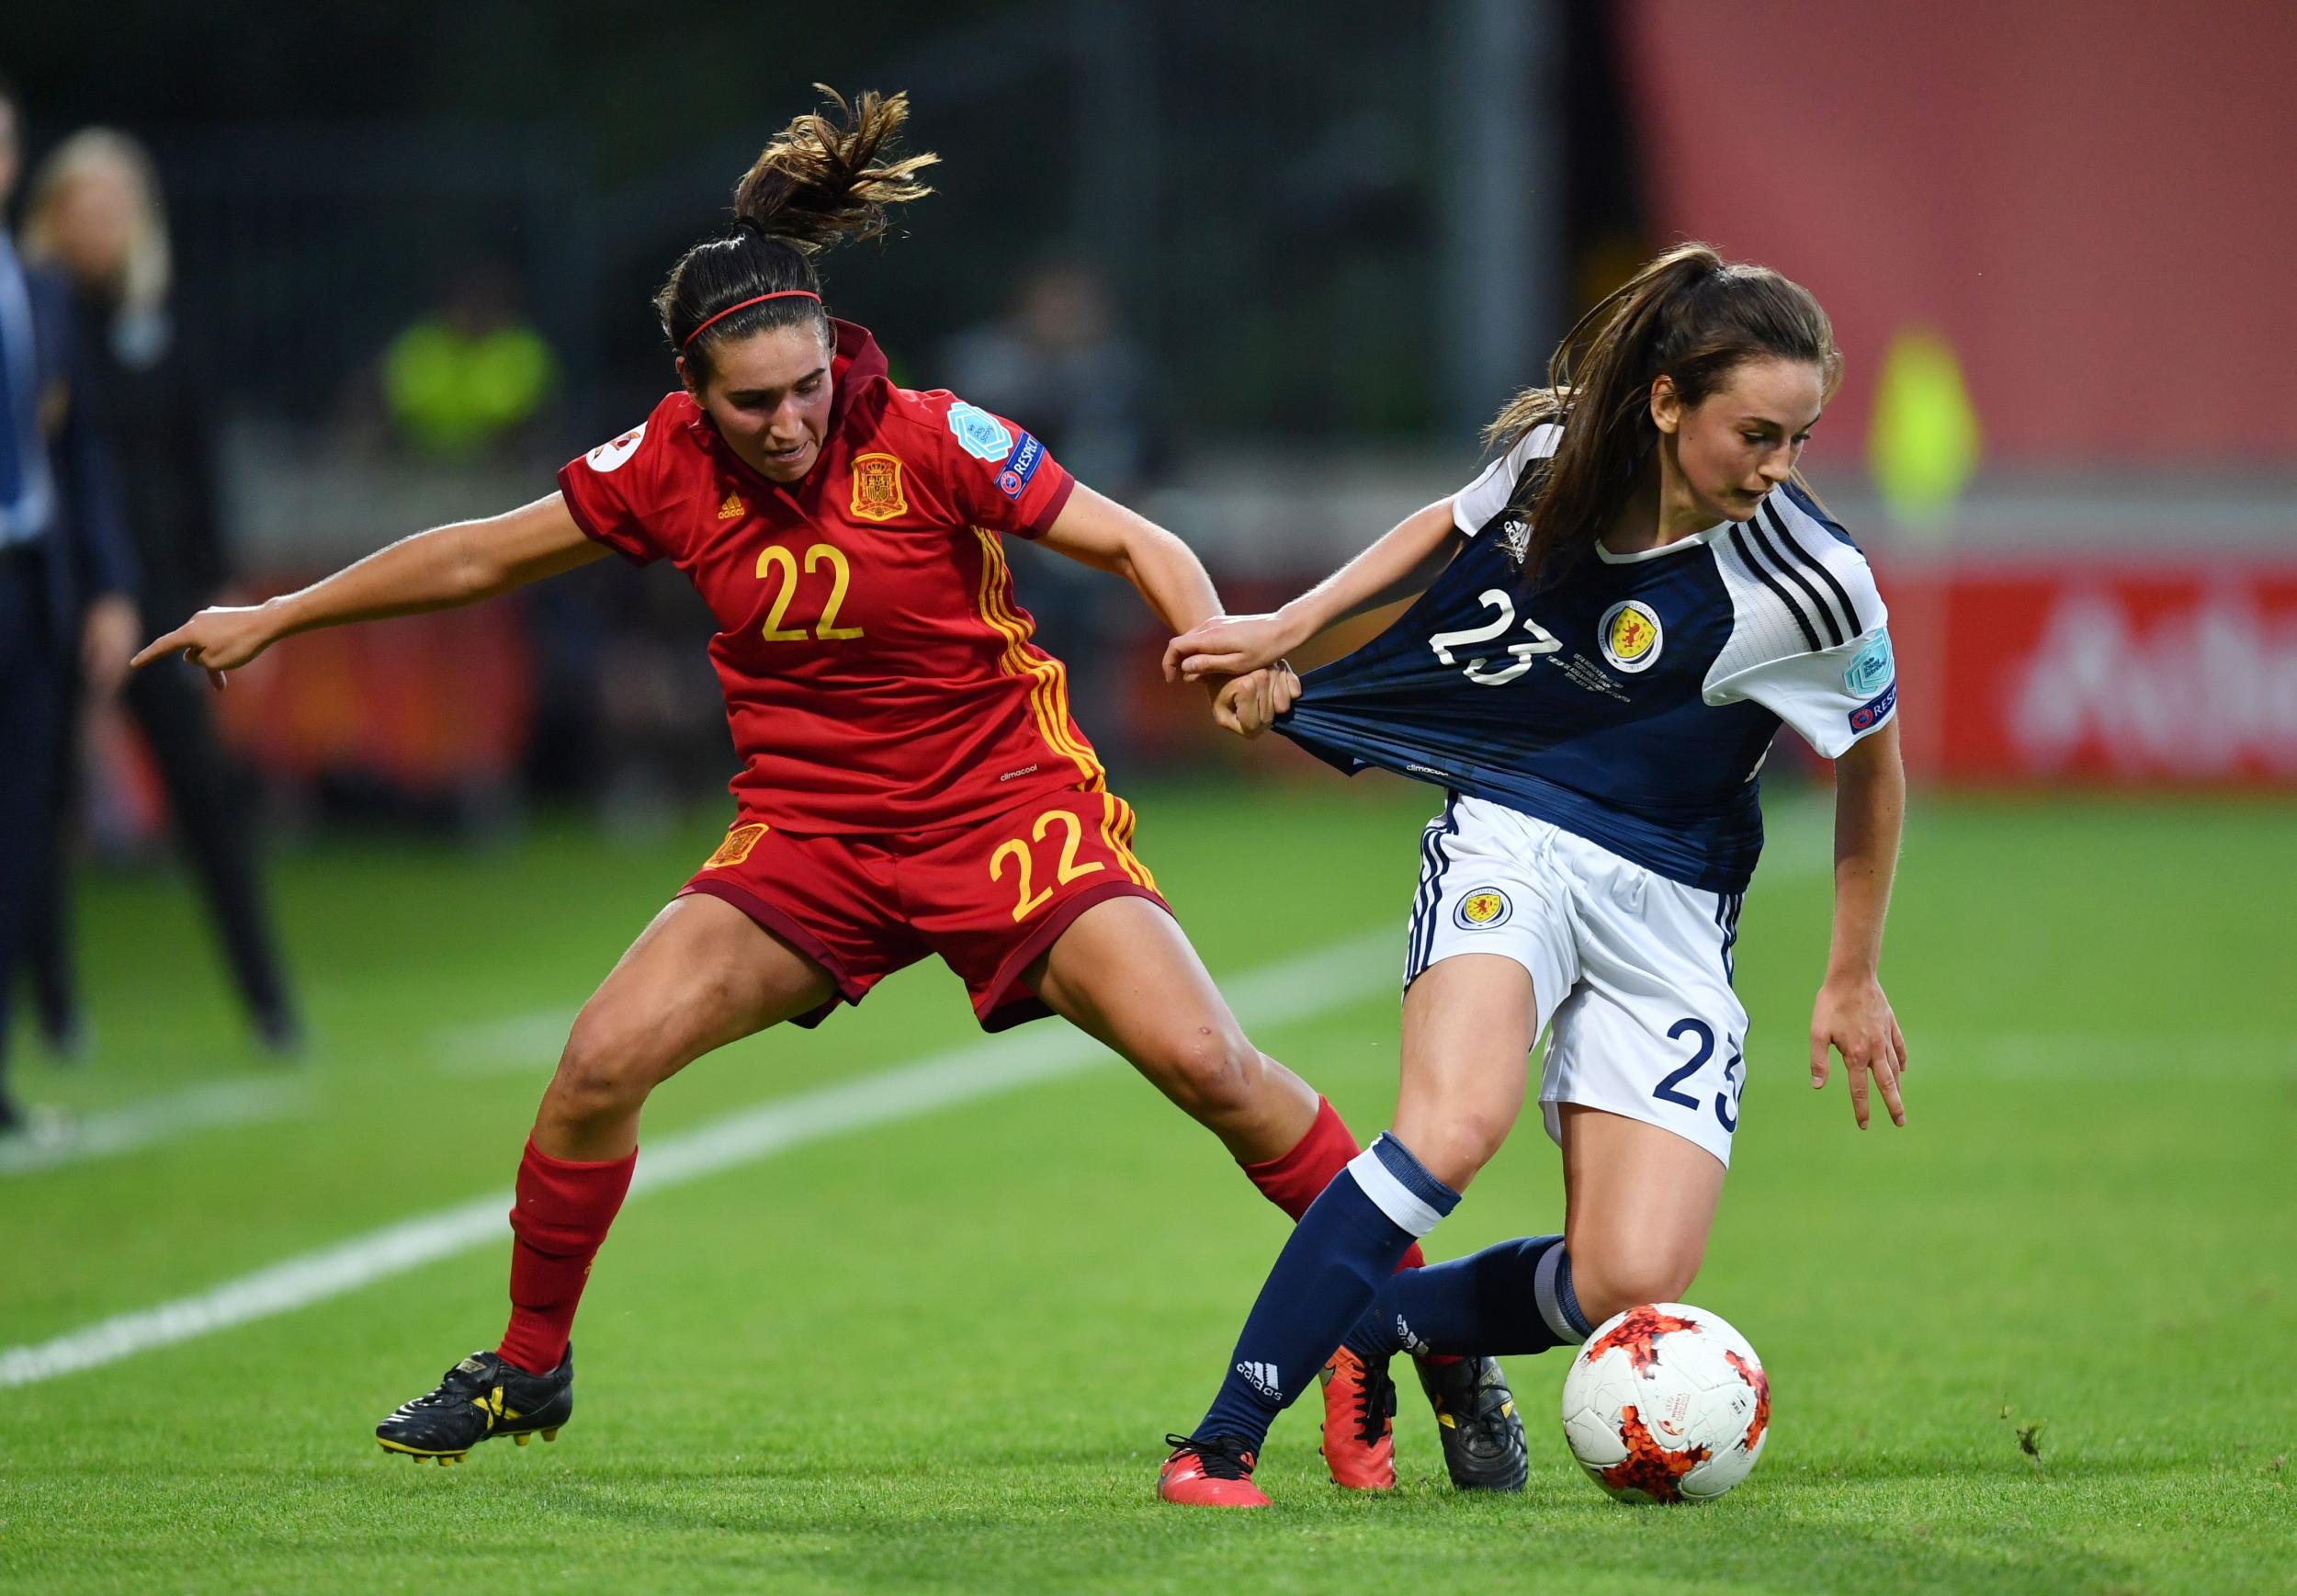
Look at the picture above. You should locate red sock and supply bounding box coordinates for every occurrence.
[496,1138,636,1375]
[1241,1096,1429,1273]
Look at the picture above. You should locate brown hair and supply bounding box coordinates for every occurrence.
[656,86,938,378]
[1487,242,1841,583]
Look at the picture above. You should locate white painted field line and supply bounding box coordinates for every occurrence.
[430,1007,578,1075]
[0,931,1396,1391]
[0,1075,309,1177]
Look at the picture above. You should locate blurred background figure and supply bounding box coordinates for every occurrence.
[0,77,141,1134]
[377,259,560,462]
[941,256,1159,496]
[943,256,1162,764]
[19,126,302,1059]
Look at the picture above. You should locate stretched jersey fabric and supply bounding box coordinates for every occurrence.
[556,319,1101,835]
[1278,424,1895,892]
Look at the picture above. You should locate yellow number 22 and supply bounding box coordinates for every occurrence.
[755,542,865,642]
[989,809,1105,923]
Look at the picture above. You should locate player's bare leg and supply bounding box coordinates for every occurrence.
[378,894,835,1463]
[1390,953,1536,1192]
[1026,895,1317,1162]
[1315,1031,1727,1494]
[1371,953,1541,1491]
[1158,955,1534,1506]
[534,892,838,1160]
[1029,902,1460,1307]
[1556,1104,1727,1326]
[1166,950,1540,1504]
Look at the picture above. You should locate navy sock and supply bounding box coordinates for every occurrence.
[1194,1134,1459,1452]
[1343,1234,1594,1360]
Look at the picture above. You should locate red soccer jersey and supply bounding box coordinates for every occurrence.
[556,320,1102,835]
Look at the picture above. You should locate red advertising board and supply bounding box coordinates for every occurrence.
[1620,0,2297,468]
[1889,563,2297,785]
[213,598,535,789]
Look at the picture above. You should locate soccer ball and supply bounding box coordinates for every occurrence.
[1558,1302,1771,1503]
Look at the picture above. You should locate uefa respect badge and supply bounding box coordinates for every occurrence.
[995,432,1045,499]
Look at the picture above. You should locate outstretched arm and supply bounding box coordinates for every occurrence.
[1035,482,1222,636]
[1162,498,1460,682]
[131,492,606,685]
[1035,484,1289,736]
[1809,718,1910,1129]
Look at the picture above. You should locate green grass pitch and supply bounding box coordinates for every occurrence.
[1,779,2291,1593]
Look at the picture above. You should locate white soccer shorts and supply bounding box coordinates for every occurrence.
[1403,795,1750,1168]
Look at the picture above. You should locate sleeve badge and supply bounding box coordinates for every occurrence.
[1844,631,1895,695]
[994,432,1045,499]
[1848,681,1897,733]
[946,402,1015,462]
[584,422,647,473]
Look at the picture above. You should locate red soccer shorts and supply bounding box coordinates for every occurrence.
[677,787,1169,1032]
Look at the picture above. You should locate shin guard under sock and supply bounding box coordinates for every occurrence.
[1195,1133,1459,1451]
[1344,1234,1594,1361]
[1240,1096,1429,1272]
[497,1138,636,1375]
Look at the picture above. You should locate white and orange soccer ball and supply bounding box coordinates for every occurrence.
[1558,1302,1771,1503]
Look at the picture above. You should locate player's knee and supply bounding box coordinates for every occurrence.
[1570,1249,1703,1327]
[549,1005,668,1123]
[1408,1108,1511,1192]
[1395,1078,1518,1188]
[1149,1025,1263,1121]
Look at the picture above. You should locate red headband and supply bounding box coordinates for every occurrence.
[681,289,822,348]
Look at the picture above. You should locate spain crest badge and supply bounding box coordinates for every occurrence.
[850,452,908,523]
[703,822,770,869]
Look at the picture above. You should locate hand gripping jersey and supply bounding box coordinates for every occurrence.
[557,320,1101,835]
[1278,424,1896,893]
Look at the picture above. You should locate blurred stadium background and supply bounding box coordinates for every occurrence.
[17,0,2293,846]
[5,4,2292,1590]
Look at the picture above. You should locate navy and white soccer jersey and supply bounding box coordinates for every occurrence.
[1279,422,1896,895]
[1277,423,1898,1166]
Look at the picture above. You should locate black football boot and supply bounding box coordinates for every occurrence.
[376,1345,573,1464]
[1416,1354,1529,1490]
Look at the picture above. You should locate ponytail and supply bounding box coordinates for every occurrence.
[730,86,937,254]
[657,86,939,374]
[1488,242,1841,584]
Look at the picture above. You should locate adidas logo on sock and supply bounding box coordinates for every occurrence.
[1235,1360,1282,1400]
[1395,1315,1431,1357]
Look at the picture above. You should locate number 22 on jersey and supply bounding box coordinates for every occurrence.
[756,542,866,642]
[990,808,1105,922]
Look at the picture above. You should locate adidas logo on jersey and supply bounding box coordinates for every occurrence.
[717,492,745,520]
[1499,515,1531,562]
[1235,1361,1282,1400]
